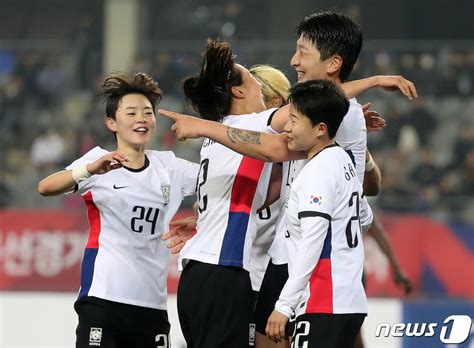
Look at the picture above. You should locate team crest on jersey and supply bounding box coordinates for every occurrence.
[249,323,256,346]
[89,327,102,346]
[310,195,322,205]
[161,185,170,204]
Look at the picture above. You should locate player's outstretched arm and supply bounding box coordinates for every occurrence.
[38,152,128,196]
[343,75,418,100]
[160,109,306,162]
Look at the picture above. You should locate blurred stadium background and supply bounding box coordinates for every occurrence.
[0,0,473,347]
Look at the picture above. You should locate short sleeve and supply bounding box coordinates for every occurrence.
[360,195,373,233]
[230,108,279,134]
[334,100,367,183]
[175,158,200,196]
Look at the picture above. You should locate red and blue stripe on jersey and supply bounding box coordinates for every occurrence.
[306,224,333,313]
[218,156,265,268]
[78,191,101,299]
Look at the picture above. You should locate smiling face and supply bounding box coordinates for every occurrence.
[290,35,331,83]
[106,93,156,150]
[284,103,323,153]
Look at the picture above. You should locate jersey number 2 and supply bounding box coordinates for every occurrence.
[155,334,169,348]
[196,158,209,213]
[345,192,360,248]
[291,320,310,348]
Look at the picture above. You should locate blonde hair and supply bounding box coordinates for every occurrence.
[250,65,290,108]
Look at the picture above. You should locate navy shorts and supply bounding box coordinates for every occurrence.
[254,260,291,336]
[177,260,254,348]
[74,296,170,348]
[291,312,365,348]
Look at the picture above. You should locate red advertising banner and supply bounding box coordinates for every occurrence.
[0,210,88,291]
[0,209,191,293]
[1,210,473,299]
[364,215,474,299]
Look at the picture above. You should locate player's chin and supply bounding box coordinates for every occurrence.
[289,141,306,153]
[130,136,150,147]
[134,131,152,141]
[286,140,297,151]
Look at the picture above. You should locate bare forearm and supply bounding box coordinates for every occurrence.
[38,170,78,196]
[363,163,381,196]
[342,77,378,98]
[226,128,292,162]
[363,149,381,196]
[200,120,302,162]
[259,164,282,212]
[343,75,417,100]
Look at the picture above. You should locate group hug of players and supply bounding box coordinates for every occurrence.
[39,9,416,348]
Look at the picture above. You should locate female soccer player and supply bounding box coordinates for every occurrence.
[266,79,373,347]
[38,73,199,348]
[249,65,290,348]
[164,34,414,347]
[173,42,381,347]
[175,39,278,348]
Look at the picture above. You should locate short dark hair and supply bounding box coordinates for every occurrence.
[183,39,243,121]
[100,72,162,119]
[296,10,362,82]
[289,80,349,138]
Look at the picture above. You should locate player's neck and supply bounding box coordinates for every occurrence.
[326,74,342,87]
[229,99,265,116]
[116,145,147,169]
[306,139,335,160]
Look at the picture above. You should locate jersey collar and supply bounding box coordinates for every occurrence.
[308,143,339,161]
[123,155,150,172]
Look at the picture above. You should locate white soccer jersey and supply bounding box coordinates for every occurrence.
[178,109,277,272]
[334,98,367,182]
[269,98,367,264]
[275,145,373,318]
[66,146,199,310]
[267,160,306,265]
[250,198,282,291]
